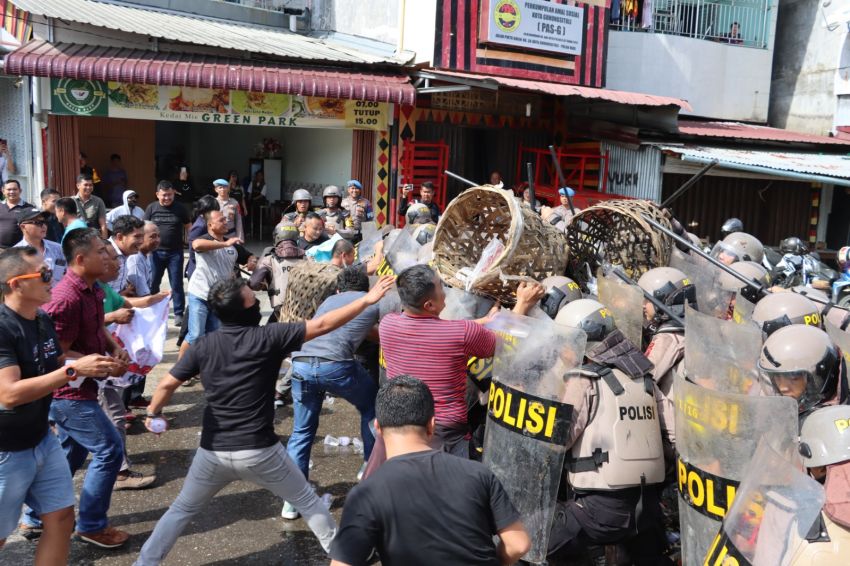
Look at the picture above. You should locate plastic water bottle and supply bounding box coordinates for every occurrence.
[324,435,340,447]
[352,437,364,454]
[148,417,167,434]
[338,436,351,447]
[320,493,332,509]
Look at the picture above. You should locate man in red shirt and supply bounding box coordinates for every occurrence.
[379,264,543,456]
[22,228,133,549]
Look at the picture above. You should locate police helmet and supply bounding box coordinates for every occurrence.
[711,232,764,265]
[638,267,696,309]
[322,185,342,201]
[799,405,850,467]
[720,218,744,239]
[273,222,299,246]
[539,275,583,319]
[780,236,808,256]
[758,324,838,413]
[717,261,771,293]
[554,298,616,342]
[752,292,821,337]
[406,202,432,225]
[412,223,436,246]
[292,189,312,203]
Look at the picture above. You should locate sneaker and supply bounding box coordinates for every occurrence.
[181,376,198,388]
[127,397,150,408]
[114,470,156,490]
[17,523,42,540]
[274,391,291,408]
[356,461,368,482]
[76,526,129,548]
[281,501,300,520]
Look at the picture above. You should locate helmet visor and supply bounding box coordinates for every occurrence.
[759,368,823,412]
[711,242,742,265]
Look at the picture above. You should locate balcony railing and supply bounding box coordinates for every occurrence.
[219,0,291,11]
[611,0,771,49]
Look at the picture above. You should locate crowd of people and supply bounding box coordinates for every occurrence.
[1,172,849,566]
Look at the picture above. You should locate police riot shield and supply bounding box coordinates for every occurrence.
[441,285,495,321]
[384,227,423,273]
[597,268,644,348]
[483,312,587,564]
[733,291,757,325]
[670,248,735,319]
[705,440,825,566]
[675,377,799,565]
[684,305,763,394]
[824,318,850,359]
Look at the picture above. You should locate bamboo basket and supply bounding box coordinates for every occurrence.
[432,186,569,304]
[278,261,341,322]
[565,199,672,281]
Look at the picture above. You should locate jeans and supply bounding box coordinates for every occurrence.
[151,249,185,318]
[134,443,336,565]
[287,359,377,480]
[98,384,131,472]
[186,294,219,345]
[23,399,124,533]
[0,433,75,539]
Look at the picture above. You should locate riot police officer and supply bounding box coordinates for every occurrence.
[752,292,821,337]
[758,324,839,417]
[637,266,695,445]
[539,275,583,319]
[281,189,313,232]
[711,231,764,266]
[790,405,850,565]
[248,222,304,323]
[549,299,671,565]
[318,185,353,239]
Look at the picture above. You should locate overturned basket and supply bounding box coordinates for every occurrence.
[432,186,569,305]
[565,199,672,281]
[278,261,340,323]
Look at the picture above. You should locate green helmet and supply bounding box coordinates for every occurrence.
[273,222,299,246]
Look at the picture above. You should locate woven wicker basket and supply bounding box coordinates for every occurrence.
[432,186,569,304]
[278,261,341,323]
[565,199,672,281]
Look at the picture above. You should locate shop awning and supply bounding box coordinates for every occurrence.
[4,41,416,105]
[660,145,850,187]
[421,70,692,111]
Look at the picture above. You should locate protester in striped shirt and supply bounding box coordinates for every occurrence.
[379,264,544,458]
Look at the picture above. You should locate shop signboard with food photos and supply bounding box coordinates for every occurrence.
[49,79,388,131]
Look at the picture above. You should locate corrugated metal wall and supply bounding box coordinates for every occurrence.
[602,142,662,200]
[662,173,813,246]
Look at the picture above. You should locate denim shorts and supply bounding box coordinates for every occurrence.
[0,432,75,539]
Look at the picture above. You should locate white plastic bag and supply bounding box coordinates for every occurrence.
[107,298,170,388]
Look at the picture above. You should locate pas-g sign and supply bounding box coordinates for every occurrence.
[480,0,585,56]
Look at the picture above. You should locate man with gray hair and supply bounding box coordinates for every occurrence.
[126,221,159,297]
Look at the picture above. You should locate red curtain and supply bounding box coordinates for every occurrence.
[47,114,79,196]
[351,130,376,199]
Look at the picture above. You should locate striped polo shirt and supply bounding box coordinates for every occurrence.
[379,312,496,425]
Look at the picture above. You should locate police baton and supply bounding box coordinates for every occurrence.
[641,215,768,302]
[659,159,719,210]
[548,145,576,215]
[606,266,685,328]
[526,162,538,215]
[444,170,478,188]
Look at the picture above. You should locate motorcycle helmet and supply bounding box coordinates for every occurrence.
[720,218,744,239]
[759,324,838,413]
[780,236,808,256]
[838,247,850,270]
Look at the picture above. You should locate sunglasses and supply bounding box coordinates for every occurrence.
[22,220,46,227]
[7,267,53,285]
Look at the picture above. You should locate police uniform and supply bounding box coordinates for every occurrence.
[281,210,309,233]
[550,204,581,232]
[644,330,683,445]
[341,196,374,232]
[249,241,305,323]
[319,207,355,239]
[549,329,670,564]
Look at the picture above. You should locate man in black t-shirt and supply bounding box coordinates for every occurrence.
[0,247,121,556]
[135,275,394,566]
[330,376,531,566]
[144,181,190,326]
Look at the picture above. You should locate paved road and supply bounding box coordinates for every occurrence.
[3,293,367,565]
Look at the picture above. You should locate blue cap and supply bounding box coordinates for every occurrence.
[213,178,228,187]
[558,186,575,197]
[347,179,362,190]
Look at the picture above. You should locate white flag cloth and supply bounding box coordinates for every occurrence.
[106,298,170,388]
